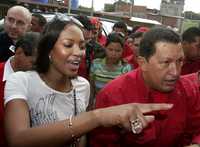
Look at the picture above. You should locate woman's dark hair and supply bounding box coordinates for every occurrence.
[105,32,125,48]
[34,15,81,73]
[139,27,180,61]
[15,32,40,56]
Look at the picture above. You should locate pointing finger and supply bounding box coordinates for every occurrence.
[136,103,173,114]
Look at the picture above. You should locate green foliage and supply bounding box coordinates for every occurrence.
[104,4,115,12]
[182,19,200,32]
[78,6,92,11]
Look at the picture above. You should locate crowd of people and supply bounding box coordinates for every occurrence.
[0,4,200,147]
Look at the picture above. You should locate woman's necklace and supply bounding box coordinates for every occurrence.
[40,74,72,93]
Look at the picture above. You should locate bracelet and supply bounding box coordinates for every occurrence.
[68,115,80,146]
[68,115,75,139]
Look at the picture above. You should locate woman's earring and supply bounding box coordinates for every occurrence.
[49,55,52,62]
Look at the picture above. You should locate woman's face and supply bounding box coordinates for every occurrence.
[105,42,123,63]
[49,24,85,78]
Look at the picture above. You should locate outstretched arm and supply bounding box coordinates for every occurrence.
[5,99,172,147]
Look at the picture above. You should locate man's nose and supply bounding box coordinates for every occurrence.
[169,63,178,76]
[10,21,18,28]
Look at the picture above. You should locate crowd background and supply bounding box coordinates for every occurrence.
[0,4,200,147]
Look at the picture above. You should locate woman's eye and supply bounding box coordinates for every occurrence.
[64,44,73,48]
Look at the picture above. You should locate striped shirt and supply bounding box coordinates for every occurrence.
[90,58,132,95]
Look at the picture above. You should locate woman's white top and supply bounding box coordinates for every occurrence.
[4,71,90,127]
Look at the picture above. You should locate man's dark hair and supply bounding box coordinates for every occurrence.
[182,27,200,43]
[113,21,127,33]
[139,27,180,60]
[15,32,40,56]
[32,13,47,27]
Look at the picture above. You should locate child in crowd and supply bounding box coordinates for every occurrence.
[89,33,132,108]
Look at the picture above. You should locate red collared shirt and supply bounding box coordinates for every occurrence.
[90,68,200,147]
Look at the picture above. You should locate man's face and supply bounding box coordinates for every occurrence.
[127,37,142,56]
[31,16,42,33]
[4,9,31,42]
[182,36,200,60]
[141,42,184,92]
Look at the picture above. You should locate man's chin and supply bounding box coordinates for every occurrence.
[160,86,175,93]
[9,34,18,41]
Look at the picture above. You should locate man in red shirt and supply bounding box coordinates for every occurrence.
[182,72,200,89]
[181,27,200,75]
[90,27,200,147]
[90,17,107,46]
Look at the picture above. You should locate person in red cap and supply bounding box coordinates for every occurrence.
[90,17,107,47]
[136,26,150,33]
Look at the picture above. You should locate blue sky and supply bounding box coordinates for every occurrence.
[79,0,200,13]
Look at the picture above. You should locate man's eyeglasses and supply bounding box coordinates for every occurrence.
[6,16,26,28]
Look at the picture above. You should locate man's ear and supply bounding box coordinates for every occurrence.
[28,23,32,32]
[137,56,148,71]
